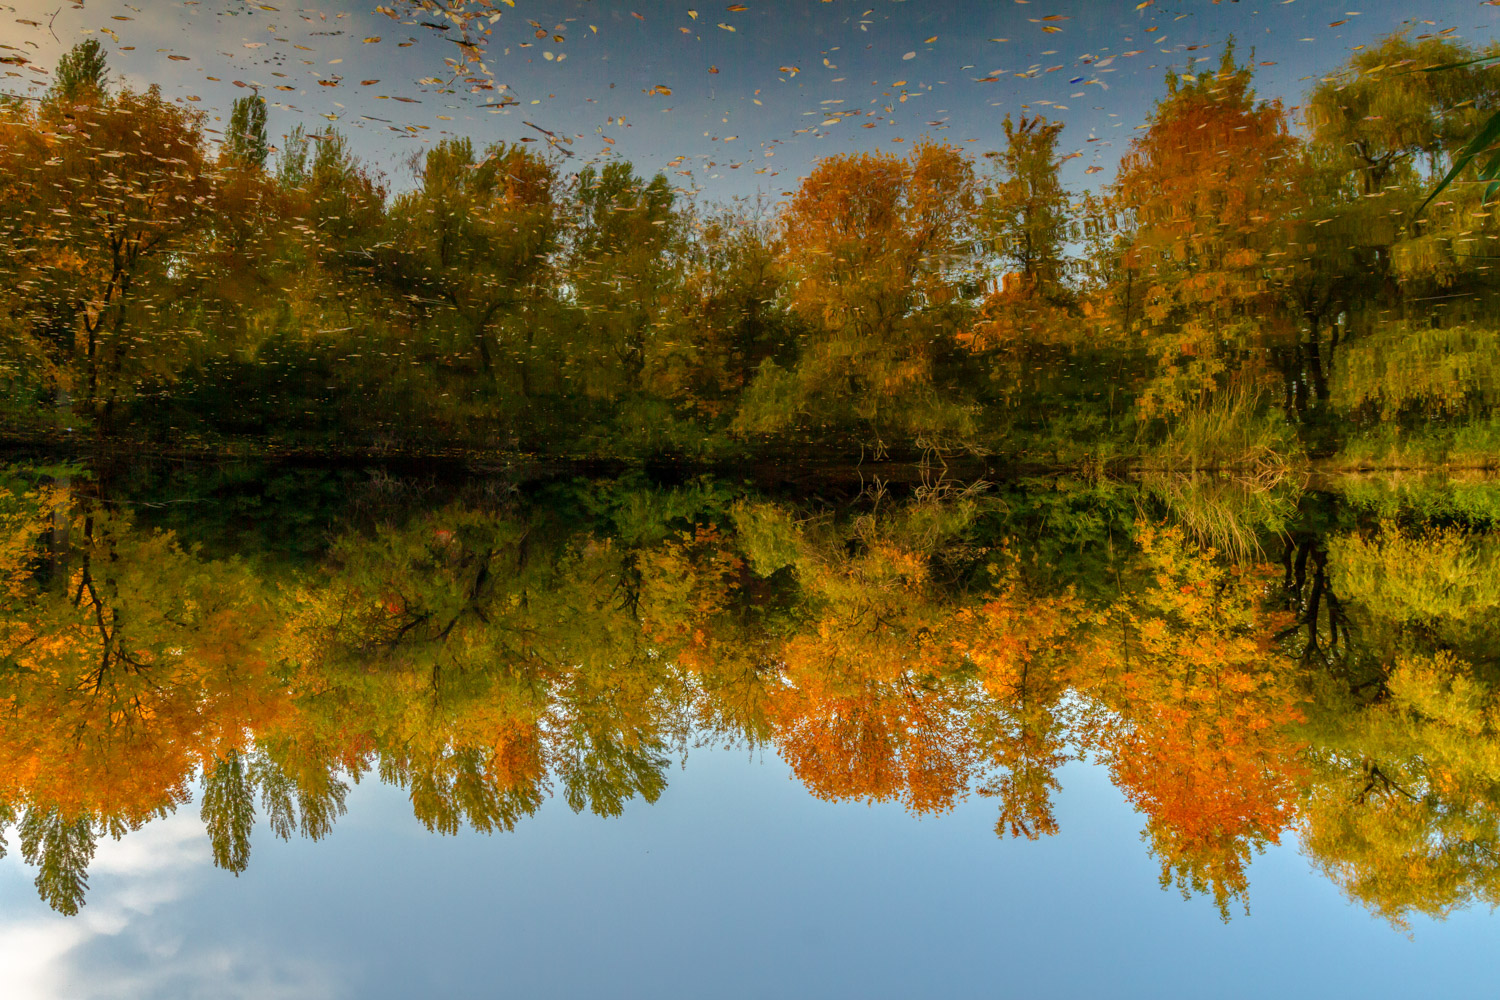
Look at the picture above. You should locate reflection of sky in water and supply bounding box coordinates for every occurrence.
[0,813,338,999]
[1,748,1493,999]
[3,0,1479,198]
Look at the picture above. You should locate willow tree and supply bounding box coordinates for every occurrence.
[1307,35,1500,305]
[1308,34,1500,197]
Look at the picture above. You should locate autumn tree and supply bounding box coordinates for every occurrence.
[1299,651,1500,927]
[278,500,688,826]
[0,488,283,912]
[382,139,559,390]
[738,490,995,812]
[949,566,1082,840]
[0,69,213,429]
[1082,527,1306,917]
[739,143,980,450]
[1111,43,1303,416]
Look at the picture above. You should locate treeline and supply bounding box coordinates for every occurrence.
[2,35,1499,464]
[3,465,1500,924]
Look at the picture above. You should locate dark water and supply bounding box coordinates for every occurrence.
[1,460,1498,997]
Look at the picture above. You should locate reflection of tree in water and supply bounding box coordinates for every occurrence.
[3,470,1500,929]
[1278,534,1354,676]
[1288,518,1500,927]
[0,477,279,913]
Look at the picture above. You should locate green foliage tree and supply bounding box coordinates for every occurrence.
[1308,34,1500,197]
[49,39,108,105]
[981,115,1073,296]
[224,94,269,170]
[384,138,559,388]
[567,161,681,397]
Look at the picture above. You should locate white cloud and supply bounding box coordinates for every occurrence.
[0,812,343,1000]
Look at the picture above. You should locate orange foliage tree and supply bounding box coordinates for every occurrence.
[0,85,212,426]
[1081,526,1306,916]
[738,143,979,446]
[948,568,1082,839]
[1110,43,1304,415]
[0,492,281,911]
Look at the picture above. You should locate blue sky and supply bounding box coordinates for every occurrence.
[3,0,1492,203]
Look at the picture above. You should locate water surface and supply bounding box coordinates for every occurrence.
[1,463,1497,997]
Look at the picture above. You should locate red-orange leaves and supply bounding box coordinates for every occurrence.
[1083,527,1305,916]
